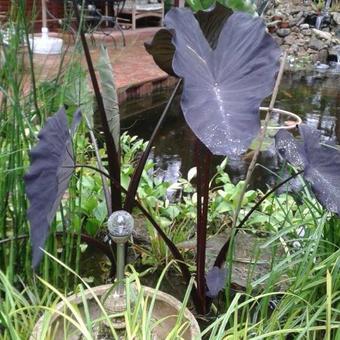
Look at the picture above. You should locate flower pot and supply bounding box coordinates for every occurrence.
[30,284,200,340]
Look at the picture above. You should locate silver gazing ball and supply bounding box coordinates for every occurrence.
[107,210,134,243]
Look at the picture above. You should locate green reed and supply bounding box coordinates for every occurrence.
[0,0,91,290]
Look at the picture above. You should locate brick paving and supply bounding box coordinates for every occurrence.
[27,27,174,102]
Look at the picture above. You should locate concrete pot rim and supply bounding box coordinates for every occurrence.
[30,284,201,339]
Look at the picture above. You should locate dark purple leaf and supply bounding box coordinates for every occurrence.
[145,3,233,76]
[24,107,82,268]
[206,266,226,297]
[276,170,303,195]
[165,8,280,156]
[275,124,340,215]
[145,29,176,76]
[275,129,308,169]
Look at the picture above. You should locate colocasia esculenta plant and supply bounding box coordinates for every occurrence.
[24,1,340,314]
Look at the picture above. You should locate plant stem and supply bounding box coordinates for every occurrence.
[71,0,121,211]
[89,128,112,214]
[195,139,212,314]
[71,163,200,310]
[124,79,182,212]
[21,0,40,118]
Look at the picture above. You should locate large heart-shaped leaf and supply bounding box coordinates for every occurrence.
[276,124,340,215]
[145,3,233,76]
[24,108,82,268]
[165,8,280,156]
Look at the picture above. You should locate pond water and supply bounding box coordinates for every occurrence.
[121,70,340,191]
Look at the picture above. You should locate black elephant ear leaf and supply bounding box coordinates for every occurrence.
[194,3,233,50]
[299,125,340,216]
[24,107,82,268]
[145,29,176,76]
[276,168,304,195]
[298,123,322,157]
[145,3,232,76]
[206,266,226,298]
[275,129,307,168]
[165,8,280,156]
[275,124,340,216]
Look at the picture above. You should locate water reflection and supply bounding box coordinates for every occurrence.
[121,71,340,189]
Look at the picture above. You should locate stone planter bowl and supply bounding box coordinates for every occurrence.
[30,284,200,340]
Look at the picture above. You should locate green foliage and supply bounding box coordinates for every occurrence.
[185,0,257,14]
[202,218,340,339]
[312,0,325,12]
[0,1,94,286]
[0,256,195,340]
[223,0,257,13]
[0,3,37,283]
[1,218,339,339]
[75,134,321,270]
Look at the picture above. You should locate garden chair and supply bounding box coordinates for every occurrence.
[118,0,164,30]
[45,1,126,47]
[78,0,126,47]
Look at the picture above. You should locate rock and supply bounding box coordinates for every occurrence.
[291,44,299,52]
[294,11,304,21]
[289,19,297,27]
[332,12,340,26]
[309,37,325,50]
[335,28,340,39]
[312,28,333,41]
[311,54,320,63]
[298,47,306,54]
[302,29,312,36]
[307,48,318,54]
[273,12,284,20]
[284,34,298,45]
[329,47,340,57]
[293,17,305,27]
[266,0,338,67]
[205,232,286,290]
[277,28,291,37]
[291,9,303,16]
[273,36,283,46]
[317,49,329,64]
[133,216,151,244]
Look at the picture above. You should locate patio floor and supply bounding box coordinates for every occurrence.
[28,27,176,102]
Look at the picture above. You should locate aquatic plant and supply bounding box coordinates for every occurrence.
[24,1,280,314]
[1,212,339,339]
[146,5,280,313]
[185,0,266,14]
[24,0,340,318]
